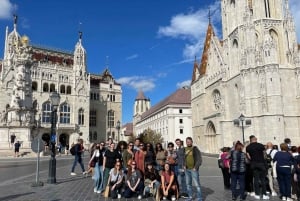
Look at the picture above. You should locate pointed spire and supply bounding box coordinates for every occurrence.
[79,31,82,43]
[105,56,109,69]
[208,8,211,24]
[13,14,17,30]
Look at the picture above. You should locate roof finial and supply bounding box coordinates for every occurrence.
[79,31,82,40]
[208,8,211,24]
[13,14,18,30]
[106,56,109,69]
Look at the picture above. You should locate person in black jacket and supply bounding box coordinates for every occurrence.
[71,139,86,175]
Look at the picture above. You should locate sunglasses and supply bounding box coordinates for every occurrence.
[116,165,121,167]
[139,144,144,146]
[129,144,133,146]
[168,146,173,148]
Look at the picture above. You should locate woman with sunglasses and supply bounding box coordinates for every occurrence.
[160,163,178,201]
[106,161,124,199]
[144,162,160,198]
[135,143,146,174]
[124,161,144,199]
[123,141,134,171]
[89,142,105,193]
[145,143,156,165]
[155,143,167,171]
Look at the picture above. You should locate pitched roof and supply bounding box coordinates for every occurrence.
[140,87,191,120]
[199,23,215,76]
[123,122,133,136]
[135,91,149,100]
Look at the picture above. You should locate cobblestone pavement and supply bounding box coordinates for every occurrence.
[0,156,284,201]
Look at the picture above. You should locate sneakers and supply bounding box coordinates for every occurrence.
[70,172,76,176]
[137,195,142,200]
[83,171,87,176]
[180,193,189,198]
[117,194,121,199]
[171,195,176,201]
[271,192,277,196]
[93,188,97,193]
[162,196,167,200]
[96,190,101,194]
[254,195,260,199]
[286,197,293,201]
[262,194,270,200]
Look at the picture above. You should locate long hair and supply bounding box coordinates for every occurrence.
[235,141,244,151]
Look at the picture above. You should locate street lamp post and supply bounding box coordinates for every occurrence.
[116,120,120,142]
[47,91,60,184]
[239,114,245,144]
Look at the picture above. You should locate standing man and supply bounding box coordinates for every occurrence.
[246,135,269,200]
[175,138,188,198]
[184,137,203,201]
[14,140,21,157]
[71,139,86,176]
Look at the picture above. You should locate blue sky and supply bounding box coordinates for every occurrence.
[0,0,300,125]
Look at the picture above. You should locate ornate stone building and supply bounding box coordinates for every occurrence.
[0,17,122,149]
[191,0,300,153]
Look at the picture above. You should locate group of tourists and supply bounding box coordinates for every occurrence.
[219,136,300,201]
[70,137,203,201]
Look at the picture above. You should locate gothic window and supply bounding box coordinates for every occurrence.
[89,110,97,127]
[212,90,222,111]
[43,83,49,92]
[264,0,271,17]
[32,81,38,91]
[60,85,65,94]
[50,84,55,92]
[42,101,52,123]
[66,86,71,94]
[60,103,70,124]
[89,131,92,141]
[230,0,235,6]
[78,108,84,125]
[108,110,115,128]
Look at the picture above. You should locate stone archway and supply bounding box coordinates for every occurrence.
[205,121,217,153]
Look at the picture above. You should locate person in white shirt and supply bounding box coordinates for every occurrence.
[266,142,278,196]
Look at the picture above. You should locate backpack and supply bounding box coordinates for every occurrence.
[266,149,274,168]
[70,145,76,155]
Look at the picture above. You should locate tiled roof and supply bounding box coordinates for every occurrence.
[123,123,133,136]
[199,23,215,76]
[140,87,191,120]
[136,91,149,100]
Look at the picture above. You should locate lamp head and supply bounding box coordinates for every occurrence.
[50,91,60,107]
[239,113,245,121]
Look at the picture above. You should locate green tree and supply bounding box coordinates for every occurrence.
[139,128,164,145]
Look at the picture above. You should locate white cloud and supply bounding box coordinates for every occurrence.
[0,0,14,19]
[176,80,191,88]
[116,76,155,92]
[158,1,220,59]
[290,0,300,41]
[125,54,138,60]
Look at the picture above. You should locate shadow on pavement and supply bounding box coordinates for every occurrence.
[201,186,214,201]
[0,192,35,201]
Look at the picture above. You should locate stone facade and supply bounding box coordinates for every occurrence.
[191,0,300,153]
[0,18,122,150]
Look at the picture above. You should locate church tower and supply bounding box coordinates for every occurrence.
[132,91,150,135]
[191,0,300,153]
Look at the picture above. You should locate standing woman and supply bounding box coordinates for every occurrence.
[107,161,124,199]
[103,143,121,188]
[145,143,156,165]
[124,161,144,199]
[273,143,294,201]
[160,163,178,201]
[155,143,166,171]
[87,143,97,176]
[220,147,231,189]
[123,142,134,171]
[89,142,105,193]
[230,141,246,201]
[135,143,146,174]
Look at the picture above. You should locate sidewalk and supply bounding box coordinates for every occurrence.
[0,156,283,201]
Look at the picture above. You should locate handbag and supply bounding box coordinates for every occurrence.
[218,158,224,169]
[104,185,110,198]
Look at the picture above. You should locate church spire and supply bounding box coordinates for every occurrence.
[13,14,17,30]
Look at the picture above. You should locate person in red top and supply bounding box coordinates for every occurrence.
[160,163,178,200]
[220,146,231,189]
[134,143,146,174]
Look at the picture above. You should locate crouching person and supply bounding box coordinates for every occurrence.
[124,161,144,199]
[108,161,124,199]
[160,163,178,201]
[144,162,160,198]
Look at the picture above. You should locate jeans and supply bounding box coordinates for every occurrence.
[93,163,103,191]
[185,169,203,201]
[103,167,111,188]
[231,172,245,199]
[177,169,187,193]
[144,180,160,195]
[124,181,144,198]
[277,166,292,198]
[71,155,85,172]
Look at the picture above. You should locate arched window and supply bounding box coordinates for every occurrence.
[78,108,84,125]
[32,81,38,91]
[50,84,55,92]
[108,110,115,128]
[60,85,65,94]
[89,131,92,142]
[43,83,49,92]
[60,103,70,124]
[66,86,71,94]
[42,101,52,123]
